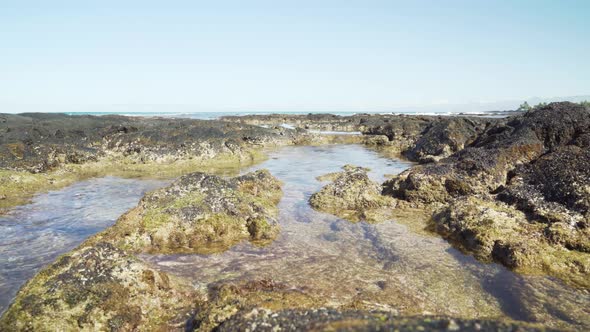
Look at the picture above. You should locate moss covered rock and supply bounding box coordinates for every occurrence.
[0,242,197,331]
[382,102,590,287]
[0,169,284,330]
[310,165,395,222]
[192,279,325,331]
[100,169,282,254]
[432,197,590,288]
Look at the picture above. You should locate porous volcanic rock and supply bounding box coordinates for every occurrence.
[310,165,395,222]
[0,113,299,173]
[1,169,283,330]
[405,117,489,163]
[0,113,302,212]
[384,102,590,287]
[100,169,283,253]
[0,242,197,331]
[216,308,553,332]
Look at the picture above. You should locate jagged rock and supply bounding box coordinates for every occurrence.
[0,169,284,330]
[310,165,395,222]
[0,113,300,172]
[100,169,283,253]
[384,102,590,287]
[216,308,553,332]
[405,117,489,163]
[0,242,197,331]
[498,145,590,227]
[431,197,590,288]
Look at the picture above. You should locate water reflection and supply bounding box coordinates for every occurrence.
[1,145,588,329]
[144,145,589,329]
[0,177,168,313]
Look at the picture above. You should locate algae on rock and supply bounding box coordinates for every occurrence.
[0,169,284,330]
[98,169,283,254]
[382,103,590,288]
[310,165,395,223]
[0,242,198,331]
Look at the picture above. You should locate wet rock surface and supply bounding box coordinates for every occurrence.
[222,113,498,163]
[2,105,589,330]
[384,102,590,287]
[99,169,283,254]
[216,308,554,332]
[0,113,300,211]
[0,113,301,172]
[0,242,197,331]
[310,165,395,222]
[0,169,283,330]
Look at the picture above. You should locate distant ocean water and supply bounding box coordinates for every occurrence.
[64,109,509,120]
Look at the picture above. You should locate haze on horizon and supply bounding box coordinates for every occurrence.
[1,0,589,113]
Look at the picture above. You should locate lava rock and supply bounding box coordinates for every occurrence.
[310,165,396,222]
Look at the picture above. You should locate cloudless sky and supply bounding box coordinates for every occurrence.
[1,0,589,112]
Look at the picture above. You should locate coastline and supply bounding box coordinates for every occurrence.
[1,102,589,330]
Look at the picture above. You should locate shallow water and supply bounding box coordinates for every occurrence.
[0,177,169,314]
[0,144,589,329]
[144,145,590,329]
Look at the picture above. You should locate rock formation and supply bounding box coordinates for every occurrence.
[310,165,395,222]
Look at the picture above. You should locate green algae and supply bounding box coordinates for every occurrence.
[0,148,267,214]
[310,165,396,223]
[0,242,199,331]
[90,169,284,255]
[431,196,590,289]
[194,279,326,331]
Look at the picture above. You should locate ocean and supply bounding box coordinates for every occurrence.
[63,109,512,119]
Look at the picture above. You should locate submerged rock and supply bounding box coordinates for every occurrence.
[310,165,395,222]
[216,308,553,332]
[101,169,283,254]
[0,242,197,331]
[192,279,325,331]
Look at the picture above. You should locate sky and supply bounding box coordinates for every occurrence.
[1,0,589,113]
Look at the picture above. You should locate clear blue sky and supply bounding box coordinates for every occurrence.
[1,0,589,112]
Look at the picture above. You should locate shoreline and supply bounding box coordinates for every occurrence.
[1,102,589,330]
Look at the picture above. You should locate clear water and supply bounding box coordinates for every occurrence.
[0,145,588,329]
[62,109,507,120]
[0,177,169,314]
[144,145,590,329]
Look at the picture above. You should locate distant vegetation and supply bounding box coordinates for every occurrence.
[518,100,589,111]
[517,101,532,111]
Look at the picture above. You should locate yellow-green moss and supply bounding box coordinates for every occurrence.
[430,197,590,288]
[0,242,199,331]
[0,148,267,214]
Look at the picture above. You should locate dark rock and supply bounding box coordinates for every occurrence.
[0,113,301,172]
[384,102,590,287]
[216,308,554,332]
[406,117,490,163]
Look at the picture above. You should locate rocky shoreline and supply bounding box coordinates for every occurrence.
[1,103,589,330]
[0,113,316,213]
[301,102,589,289]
